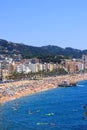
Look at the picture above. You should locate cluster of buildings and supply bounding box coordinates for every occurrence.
[0,54,87,81]
[64,59,83,73]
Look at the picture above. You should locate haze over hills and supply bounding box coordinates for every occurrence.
[0,39,87,59]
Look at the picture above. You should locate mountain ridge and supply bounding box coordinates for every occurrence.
[0,39,86,58]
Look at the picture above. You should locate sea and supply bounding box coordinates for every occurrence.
[0,80,87,130]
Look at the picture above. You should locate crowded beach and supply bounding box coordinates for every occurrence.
[0,73,87,104]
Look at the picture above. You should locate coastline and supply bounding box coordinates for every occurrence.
[0,73,87,104]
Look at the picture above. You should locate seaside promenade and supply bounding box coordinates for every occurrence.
[0,73,87,104]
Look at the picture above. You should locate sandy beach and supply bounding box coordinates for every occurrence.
[0,73,87,104]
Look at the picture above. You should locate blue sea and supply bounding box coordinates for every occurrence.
[0,80,87,130]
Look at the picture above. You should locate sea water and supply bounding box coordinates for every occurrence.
[0,80,87,130]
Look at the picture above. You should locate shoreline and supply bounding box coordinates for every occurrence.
[0,73,87,104]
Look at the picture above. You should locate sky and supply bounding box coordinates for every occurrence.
[0,0,87,50]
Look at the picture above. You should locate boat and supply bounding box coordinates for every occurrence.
[70,82,77,86]
[58,81,77,87]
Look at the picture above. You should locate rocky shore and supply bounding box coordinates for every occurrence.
[0,73,87,104]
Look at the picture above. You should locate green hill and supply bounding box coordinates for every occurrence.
[0,39,85,59]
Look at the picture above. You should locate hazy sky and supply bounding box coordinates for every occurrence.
[0,0,87,50]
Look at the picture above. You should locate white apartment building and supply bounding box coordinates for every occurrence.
[16,64,31,74]
[29,63,39,73]
[22,64,31,74]
[16,64,23,73]
[39,63,44,71]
